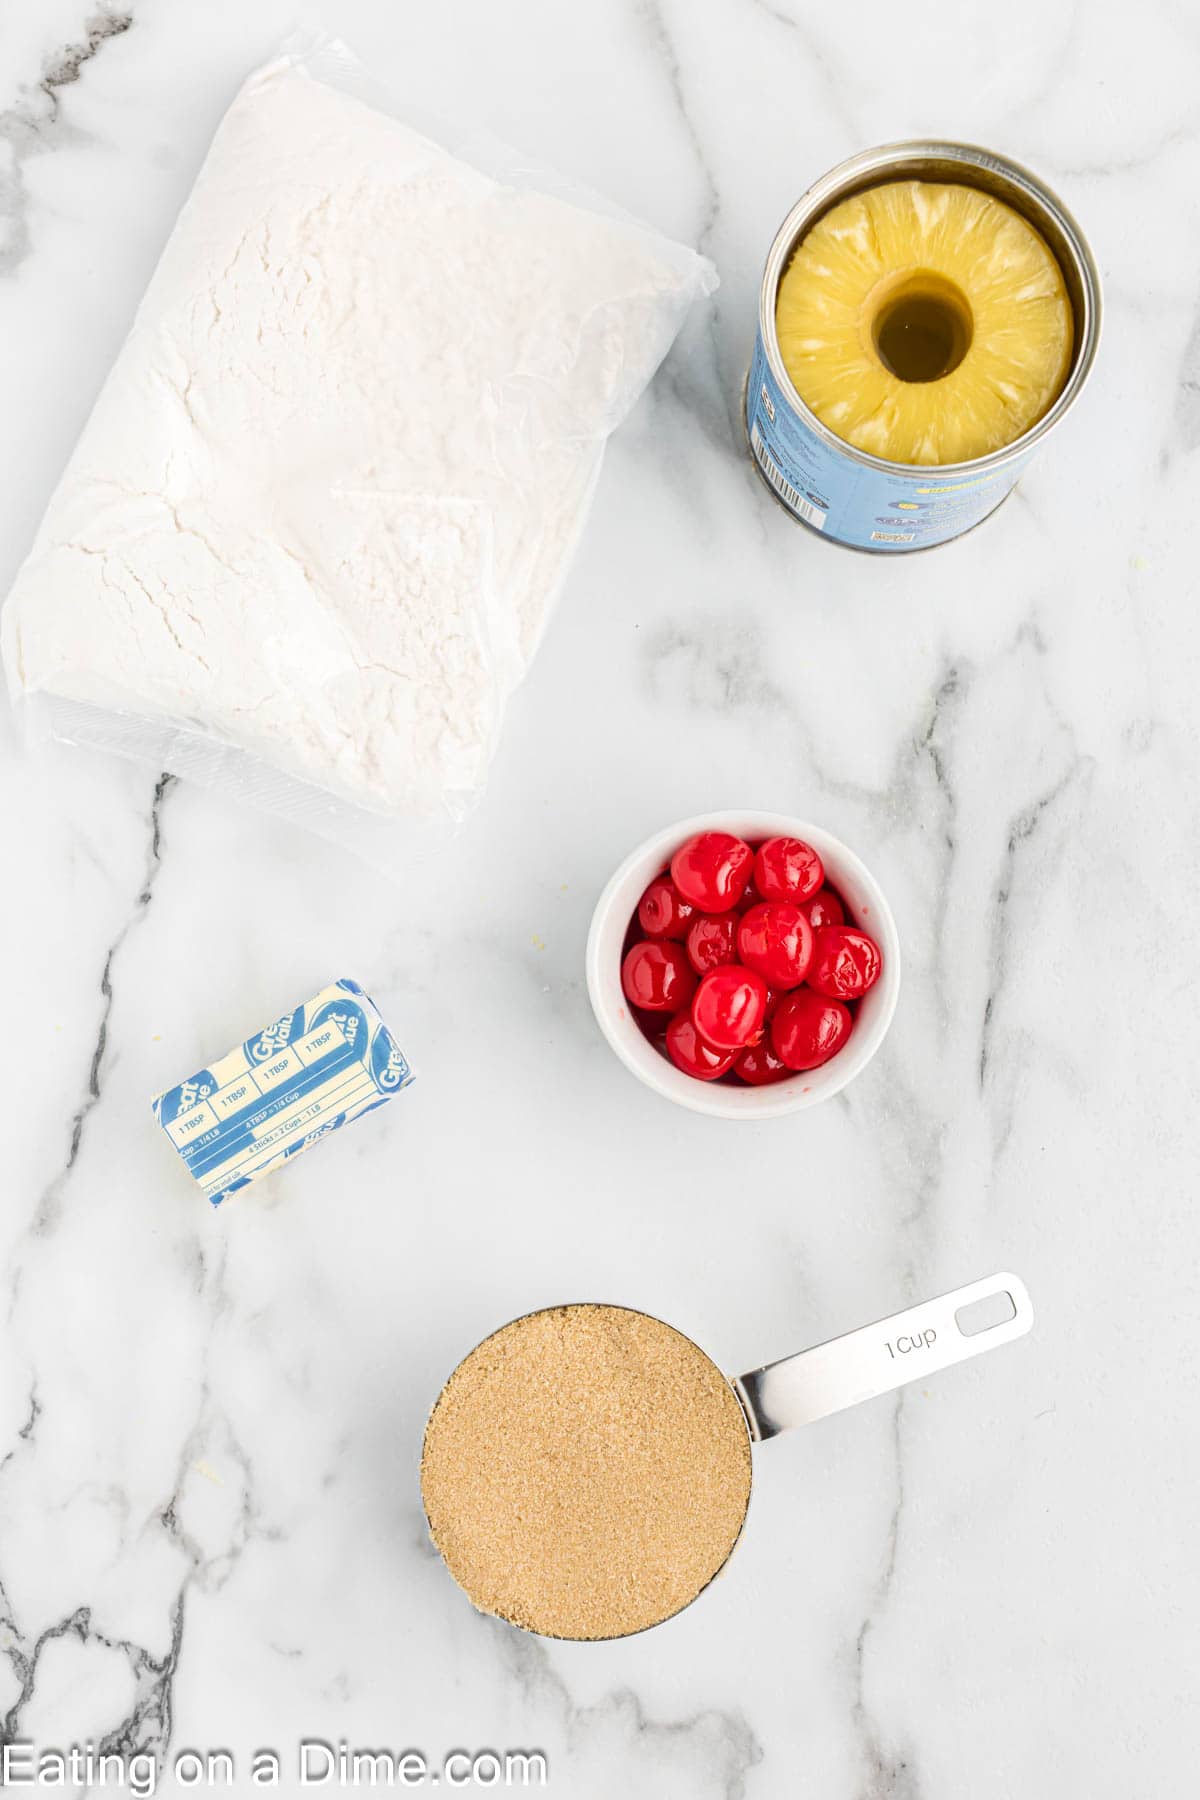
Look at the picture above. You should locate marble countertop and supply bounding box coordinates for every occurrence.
[1,2,1198,1795]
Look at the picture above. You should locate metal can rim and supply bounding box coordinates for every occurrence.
[757,138,1103,480]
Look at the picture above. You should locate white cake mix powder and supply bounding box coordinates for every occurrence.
[2,48,713,826]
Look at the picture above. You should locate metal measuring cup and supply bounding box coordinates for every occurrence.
[422,1272,1033,1640]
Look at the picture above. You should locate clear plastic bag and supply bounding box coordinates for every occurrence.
[1,31,716,870]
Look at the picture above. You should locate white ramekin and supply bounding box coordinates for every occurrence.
[586,811,901,1119]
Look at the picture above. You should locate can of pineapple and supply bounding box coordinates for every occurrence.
[745,141,1101,552]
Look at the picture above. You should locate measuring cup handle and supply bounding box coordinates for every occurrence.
[732,1272,1034,1442]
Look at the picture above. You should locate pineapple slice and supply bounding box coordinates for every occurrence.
[775,180,1073,465]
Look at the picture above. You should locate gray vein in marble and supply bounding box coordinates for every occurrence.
[0,767,181,1749]
[906,660,966,1034]
[1055,121,1199,179]
[641,613,792,717]
[19,1383,266,1755]
[629,0,737,473]
[0,1386,40,1476]
[634,0,718,255]
[32,771,172,1238]
[156,1370,278,1605]
[0,7,133,278]
[98,1592,185,1768]
[739,5,861,146]
[1173,300,1200,451]
[850,1397,920,1800]
[639,606,949,826]
[978,756,1093,1094]
[847,1060,949,1251]
[37,10,132,111]
[497,1625,763,1798]
[17,1388,39,1442]
[642,333,752,493]
[0,1149,243,1763]
[742,0,797,29]
[0,1586,184,1763]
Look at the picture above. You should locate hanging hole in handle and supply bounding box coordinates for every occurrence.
[955,1290,1018,1337]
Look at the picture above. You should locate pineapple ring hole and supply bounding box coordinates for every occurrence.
[870,272,974,384]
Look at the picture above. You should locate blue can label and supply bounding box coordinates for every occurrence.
[746,331,1032,550]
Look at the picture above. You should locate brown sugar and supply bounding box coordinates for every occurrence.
[420,1303,753,1640]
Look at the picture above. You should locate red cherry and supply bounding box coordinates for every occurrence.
[637,875,695,940]
[670,832,754,913]
[685,914,739,975]
[771,989,852,1071]
[754,836,824,904]
[736,902,814,990]
[804,887,846,930]
[621,940,696,1013]
[691,965,768,1050]
[806,927,882,1000]
[734,1039,794,1086]
[665,1011,738,1081]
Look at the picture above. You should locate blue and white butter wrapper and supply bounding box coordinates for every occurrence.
[152,978,413,1207]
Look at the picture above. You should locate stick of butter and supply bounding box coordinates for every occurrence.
[151,978,413,1206]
